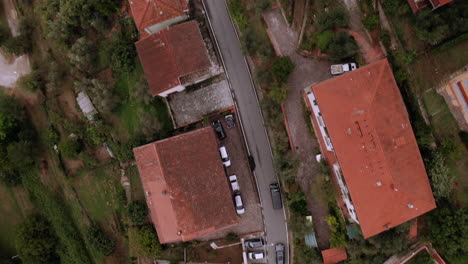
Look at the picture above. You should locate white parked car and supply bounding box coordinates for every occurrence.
[234,193,245,215]
[229,175,240,192]
[330,63,357,75]
[219,146,231,167]
[248,251,265,260]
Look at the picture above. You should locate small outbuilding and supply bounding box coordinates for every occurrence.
[76,91,98,121]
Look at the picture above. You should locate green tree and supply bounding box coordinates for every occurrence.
[138,225,162,258]
[128,200,148,225]
[271,56,295,84]
[7,140,36,171]
[426,201,468,260]
[58,138,82,159]
[86,224,115,256]
[15,215,59,264]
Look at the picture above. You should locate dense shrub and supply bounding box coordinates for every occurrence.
[426,150,453,199]
[138,225,162,258]
[128,200,148,225]
[68,37,96,73]
[326,32,358,61]
[110,18,138,73]
[15,215,59,264]
[225,233,239,242]
[58,138,82,159]
[228,0,247,32]
[362,14,379,31]
[288,191,308,216]
[326,215,346,248]
[315,7,349,32]
[17,70,43,91]
[346,223,410,263]
[86,224,115,256]
[272,56,295,84]
[241,26,273,58]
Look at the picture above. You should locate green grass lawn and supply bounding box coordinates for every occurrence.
[411,40,468,93]
[73,163,125,222]
[127,165,145,201]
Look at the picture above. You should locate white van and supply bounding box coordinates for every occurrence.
[219,146,231,167]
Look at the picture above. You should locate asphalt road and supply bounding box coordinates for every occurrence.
[202,0,289,263]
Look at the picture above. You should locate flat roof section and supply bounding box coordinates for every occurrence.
[311,59,436,238]
[133,127,238,243]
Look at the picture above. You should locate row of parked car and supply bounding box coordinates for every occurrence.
[214,117,246,215]
[244,238,285,264]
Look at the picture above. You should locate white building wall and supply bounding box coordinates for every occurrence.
[158,85,186,97]
[307,92,334,151]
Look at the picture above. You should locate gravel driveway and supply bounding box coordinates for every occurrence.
[264,7,333,249]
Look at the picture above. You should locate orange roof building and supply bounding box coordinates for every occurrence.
[407,0,453,12]
[135,20,213,97]
[321,247,347,264]
[304,59,436,238]
[133,127,238,243]
[129,0,189,35]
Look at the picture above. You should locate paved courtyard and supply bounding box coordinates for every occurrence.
[167,79,234,127]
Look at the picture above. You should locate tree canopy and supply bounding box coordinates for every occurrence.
[15,215,59,264]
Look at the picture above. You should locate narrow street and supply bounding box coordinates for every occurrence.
[202,0,288,263]
[264,7,333,249]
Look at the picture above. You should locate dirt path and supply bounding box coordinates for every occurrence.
[264,8,333,249]
[0,0,31,87]
[342,0,384,64]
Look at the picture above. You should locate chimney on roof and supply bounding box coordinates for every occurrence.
[376,181,382,187]
[145,191,151,196]
[177,231,182,235]
[407,204,414,209]
[161,190,167,195]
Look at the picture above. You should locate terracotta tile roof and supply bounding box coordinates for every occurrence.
[407,0,429,12]
[311,59,436,238]
[135,20,211,96]
[133,127,238,243]
[429,0,453,8]
[321,247,347,264]
[129,0,189,32]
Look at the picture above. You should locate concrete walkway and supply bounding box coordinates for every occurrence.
[264,7,333,249]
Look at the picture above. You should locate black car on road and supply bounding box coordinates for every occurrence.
[270,183,283,209]
[275,243,285,264]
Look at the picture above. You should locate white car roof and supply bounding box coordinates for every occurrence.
[219,146,228,157]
